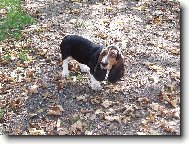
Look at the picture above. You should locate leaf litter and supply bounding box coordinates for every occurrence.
[0,0,180,135]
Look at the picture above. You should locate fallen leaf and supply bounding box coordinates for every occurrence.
[38,48,47,57]
[146,114,155,123]
[89,114,96,120]
[170,99,177,107]
[101,99,112,108]
[97,32,108,39]
[56,118,61,128]
[85,130,93,135]
[168,47,180,55]
[137,132,146,135]
[47,105,63,116]
[29,128,46,135]
[104,115,123,123]
[0,100,7,108]
[25,68,35,78]
[70,120,84,133]
[132,3,147,11]
[148,64,163,72]
[70,0,80,2]
[148,75,159,84]
[76,95,86,101]
[57,127,69,135]
[150,102,159,111]
[11,97,24,111]
[29,84,38,94]
[153,15,162,25]
[70,9,80,14]
[106,6,114,13]
[90,96,101,104]
[170,71,180,82]
[95,109,104,114]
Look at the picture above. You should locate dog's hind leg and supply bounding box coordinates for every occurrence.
[62,57,70,78]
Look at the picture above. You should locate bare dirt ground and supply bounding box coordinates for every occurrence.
[0,0,180,135]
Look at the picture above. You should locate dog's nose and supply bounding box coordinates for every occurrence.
[101,61,108,67]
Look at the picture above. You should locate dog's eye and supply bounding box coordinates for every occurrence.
[111,52,116,58]
[101,52,106,56]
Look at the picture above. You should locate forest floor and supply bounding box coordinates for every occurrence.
[0,0,180,135]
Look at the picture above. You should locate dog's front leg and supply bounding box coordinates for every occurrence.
[89,73,102,91]
[62,57,70,78]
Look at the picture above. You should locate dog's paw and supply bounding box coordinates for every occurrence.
[79,64,90,73]
[62,69,69,78]
[90,81,102,91]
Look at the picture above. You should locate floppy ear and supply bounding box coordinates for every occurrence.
[107,52,124,83]
[89,48,107,81]
[93,62,107,81]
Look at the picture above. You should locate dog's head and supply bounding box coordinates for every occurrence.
[98,45,125,83]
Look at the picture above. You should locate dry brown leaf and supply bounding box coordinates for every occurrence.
[170,99,177,107]
[56,118,61,128]
[148,75,159,84]
[85,130,93,135]
[38,48,47,57]
[104,115,123,123]
[141,119,148,125]
[0,99,7,108]
[146,114,155,123]
[101,99,112,108]
[150,102,159,111]
[76,95,86,101]
[168,47,180,55]
[148,64,163,72]
[25,68,35,78]
[25,77,32,83]
[90,96,101,104]
[29,128,46,135]
[137,132,146,135]
[29,84,38,94]
[70,120,84,133]
[11,97,24,111]
[71,0,80,2]
[47,105,63,116]
[132,3,147,11]
[57,127,69,135]
[97,32,108,39]
[41,80,48,89]
[10,51,18,61]
[171,107,180,118]
[161,92,178,107]
[111,85,123,93]
[95,109,104,115]
[153,15,162,25]
[122,116,130,124]
[90,114,96,120]
[57,80,64,91]
[106,6,114,13]
[70,9,80,14]
[170,71,180,81]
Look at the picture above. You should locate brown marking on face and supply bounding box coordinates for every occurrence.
[99,47,119,70]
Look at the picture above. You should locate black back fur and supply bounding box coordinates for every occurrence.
[60,35,107,81]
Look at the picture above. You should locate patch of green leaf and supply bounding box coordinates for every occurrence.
[0,0,35,41]
[2,53,11,61]
[0,108,4,119]
[0,0,21,9]
[18,49,30,61]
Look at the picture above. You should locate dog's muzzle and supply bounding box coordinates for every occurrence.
[100,57,108,69]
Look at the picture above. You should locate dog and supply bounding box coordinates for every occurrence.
[60,35,124,90]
